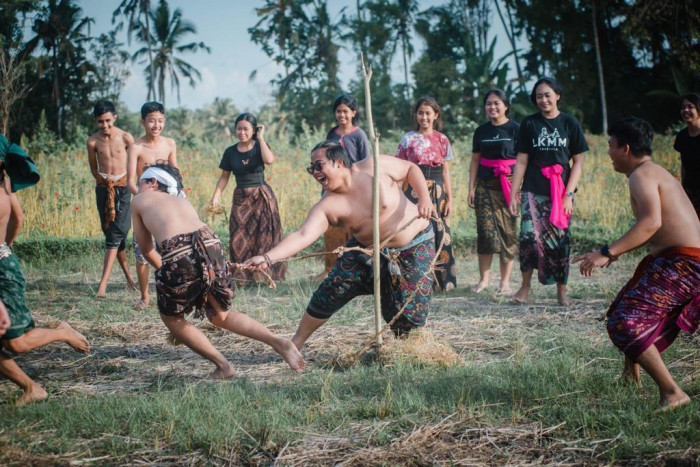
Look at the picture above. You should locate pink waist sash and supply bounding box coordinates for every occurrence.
[541,164,569,229]
[480,158,517,204]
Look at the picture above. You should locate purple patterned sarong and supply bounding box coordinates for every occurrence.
[607,247,700,361]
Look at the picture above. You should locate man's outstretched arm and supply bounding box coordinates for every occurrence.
[245,204,330,268]
[131,201,162,269]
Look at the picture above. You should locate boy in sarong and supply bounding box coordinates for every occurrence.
[131,163,304,378]
[87,100,136,297]
[245,141,437,350]
[127,102,178,310]
[574,118,700,411]
[0,136,89,406]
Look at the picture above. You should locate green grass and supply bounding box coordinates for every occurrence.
[1,250,698,465]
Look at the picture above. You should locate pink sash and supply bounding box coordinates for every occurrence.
[479,158,517,205]
[541,165,569,229]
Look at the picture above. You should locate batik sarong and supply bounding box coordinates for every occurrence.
[519,191,571,285]
[405,165,456,291]
[0,244,35,340]
[155,226,235,319]
[475,178,517,260]
[229,184,286,284]
[307,226,435,334]
[95,174,131,250]
[607,247,700,361]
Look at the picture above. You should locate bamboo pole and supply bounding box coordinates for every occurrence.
[361,54,382,347]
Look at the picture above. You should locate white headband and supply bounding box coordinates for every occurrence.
[140,167,186,198]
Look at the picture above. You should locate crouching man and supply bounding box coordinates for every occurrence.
[131,163,304,378]
[574,117,700,411]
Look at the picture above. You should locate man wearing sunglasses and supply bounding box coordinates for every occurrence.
[245,140,437,350]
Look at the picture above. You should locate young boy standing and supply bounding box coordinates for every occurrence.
[87,100,136,297]
[127,102,178,310]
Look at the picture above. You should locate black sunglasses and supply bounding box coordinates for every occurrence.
[306,160,327,175]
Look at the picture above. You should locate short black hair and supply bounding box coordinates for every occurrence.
[141,101,165,119]
[608,117,654,158]
[333,93,360,125]
[530,76,563,106]
[311,140,352,168]
[93,100,116,118]
[144,161,184,193]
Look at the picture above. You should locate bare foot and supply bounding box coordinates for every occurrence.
[125,276,137,291]
[96,283,107,298]
[275,338,305,373]
[658,391,691,412]
[57,322,90,354]
[16,384,48,406]
[557,296,573,306]
[512,287,529,304]
[133,298,149,311]
[209,363,237,380]
[472,280,488,293]
[622,357,642,388]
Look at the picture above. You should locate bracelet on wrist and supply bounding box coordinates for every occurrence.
[263,253,272,265]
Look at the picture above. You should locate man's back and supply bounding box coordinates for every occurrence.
[632,161,700,254]
[132,191,204,244]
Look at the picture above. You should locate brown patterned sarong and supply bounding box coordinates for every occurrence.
[96,174,127,229]
[155,226,235,319]
[229,184,286,284]
[474,178,517,260]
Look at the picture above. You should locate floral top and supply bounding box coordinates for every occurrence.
[396,131,453,167]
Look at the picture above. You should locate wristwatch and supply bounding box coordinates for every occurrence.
[600,245,618,261]
[567,191,575,199]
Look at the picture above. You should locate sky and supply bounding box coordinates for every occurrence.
[79,0,515,113]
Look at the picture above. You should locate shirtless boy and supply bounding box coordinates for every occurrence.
[87,100,136,297]
[131,163,303,378]
[245,140,436,350]
[127,101,178,310]
[574,117,700,411]
[0,136,89,406]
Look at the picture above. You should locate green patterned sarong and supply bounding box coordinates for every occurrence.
[0,243,35,340]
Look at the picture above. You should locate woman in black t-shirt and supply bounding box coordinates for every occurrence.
[673,92,700,218]
[508,77,589,306]
[209,113,286,284]
[468,89,519,294]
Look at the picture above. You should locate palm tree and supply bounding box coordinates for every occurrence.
[204,97,239,141]
[112,0,156,101]
[132,0,210,106]
[23,0,93,138]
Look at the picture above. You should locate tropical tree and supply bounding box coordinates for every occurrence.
[23,0,94,138]
[412,0,513,134]
[131,0,210,107]
[89,31,131,104]
[112,0,156,100]
[203,97,239,141]
[249,0,342,135]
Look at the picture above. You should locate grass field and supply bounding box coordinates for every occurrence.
[1,248,698,465]
[2,132,698,465]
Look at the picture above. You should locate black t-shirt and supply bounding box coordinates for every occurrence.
[219,141,265,187]
[515,112,589,196]
[674,128,700,190]
[472,120,519,180]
